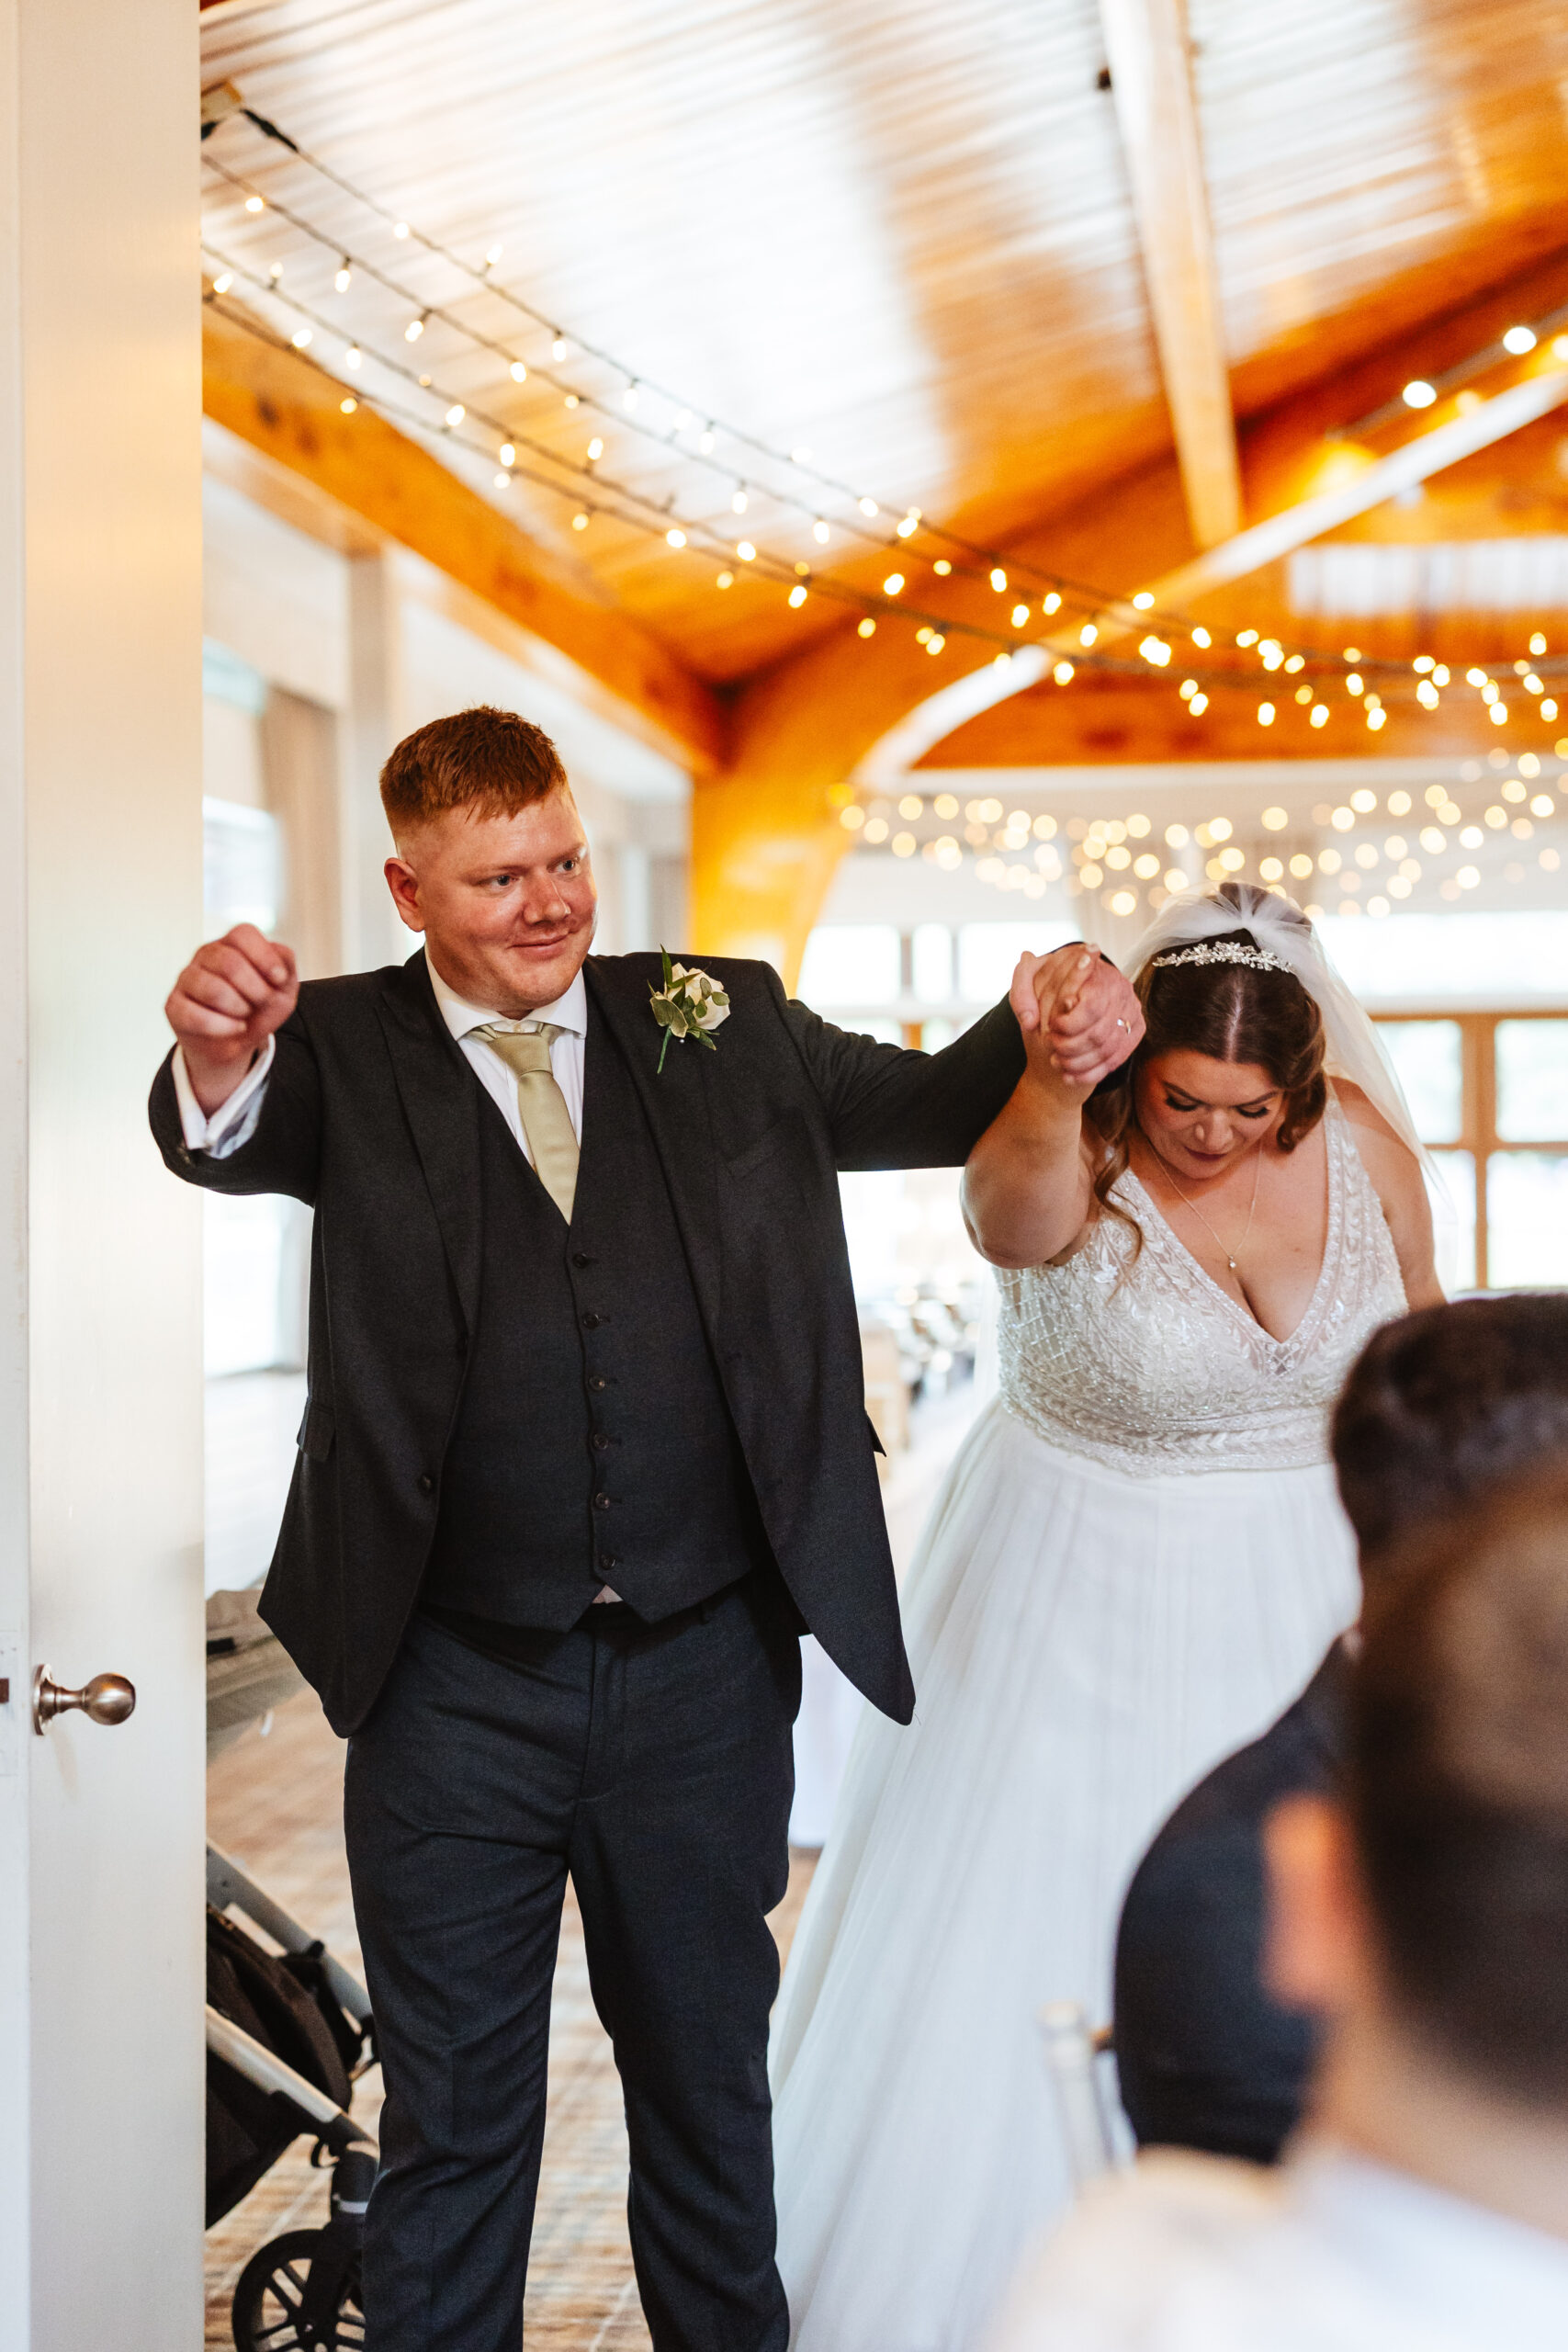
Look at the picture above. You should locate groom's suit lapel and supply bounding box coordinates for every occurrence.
[583,956,724,1339]
[374,953,484,1339]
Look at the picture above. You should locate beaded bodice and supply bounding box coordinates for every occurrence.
[995,1098,1406,1476]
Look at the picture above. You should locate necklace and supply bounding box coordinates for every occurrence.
[1159,1144,1264,1272]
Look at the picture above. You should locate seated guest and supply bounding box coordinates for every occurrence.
[1114,1293,1568,2162]
[990,1471,1568,2350]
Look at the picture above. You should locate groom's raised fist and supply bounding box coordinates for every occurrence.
[165,923,299,1116]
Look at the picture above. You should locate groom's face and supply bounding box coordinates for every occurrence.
[384,786,599,1015]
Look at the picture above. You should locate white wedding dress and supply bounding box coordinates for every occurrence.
[771,1095,1407,2352]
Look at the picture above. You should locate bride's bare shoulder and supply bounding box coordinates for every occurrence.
[1332,1080,1442,1301]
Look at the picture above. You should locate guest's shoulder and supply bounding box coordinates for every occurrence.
[987,2153,1284,2350]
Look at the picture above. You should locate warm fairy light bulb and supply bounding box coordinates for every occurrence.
[499,442,515,466]
[269,262,285,281]
[1132,591,1155,609]
[737,541,756,561]
[883,573,905,595]
[792,446,812,463]
[393,221,410,239]
[290,327,312,349]
[933,559,953,576]
[211,271,233,295]
[1191,626,1212,648]
[344,345,362,368]
[1043,591,1062,615]
[586,437,604,461]
[485,244,503,266]
[699,427,716,453]
[1079,622,1098,648]
[813,520,830,545]
[1179,679,1197,699]
[1236,629,1258,648]
[405,314,426,342]
[925,633,945,656]
[571,511,589,529]
[989,568,1007,593]
[1504,324,1537,355]
[244,194,265,213]
[493,470,511,488]
[1402,380,1436,409]
[1011,604,1031,628]
[341,396,357,414]
[1310,704,1329,727]
[897,510,920,538]
[510,360,527,383]
[445,403,465,427]
[666,527,687,548]
[858,617,877,639]
[1053,661,1075,685]
[623,382,639,411]
[716,571,735,590]
[552,335,568,359]
[1258,702,1276,725]
[1188,692,1209,715]
[732,487,749,514]
[788,583,807,607]
[859,496,879,517]
[334,260,352,292]
[1138,637,1171,667]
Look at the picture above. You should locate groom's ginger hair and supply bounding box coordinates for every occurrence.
[380,706,568,834]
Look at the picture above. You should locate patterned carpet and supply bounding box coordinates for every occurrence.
[205,1686,817,2350]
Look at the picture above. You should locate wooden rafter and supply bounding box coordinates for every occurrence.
[1098,0,1241,548]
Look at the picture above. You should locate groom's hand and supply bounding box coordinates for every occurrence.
[1010,944,1143,1090]
[165,923,299,1116]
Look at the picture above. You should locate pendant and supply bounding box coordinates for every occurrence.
[1226,1258,1237,1271]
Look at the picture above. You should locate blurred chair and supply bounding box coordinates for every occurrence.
[1039,2002,1121,2192]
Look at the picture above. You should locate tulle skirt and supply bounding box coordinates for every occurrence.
[770,1397,1359,2352]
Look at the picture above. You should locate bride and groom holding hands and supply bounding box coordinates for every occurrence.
[152,705,1438,2350]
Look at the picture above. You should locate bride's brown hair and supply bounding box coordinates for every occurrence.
[1087,886,1329,1236]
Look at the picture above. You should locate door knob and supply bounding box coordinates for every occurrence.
[32,1665,136,1735]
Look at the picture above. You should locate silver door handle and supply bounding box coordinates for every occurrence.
[32,1666,136,1735]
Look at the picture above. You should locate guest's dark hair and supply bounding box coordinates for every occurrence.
[1086,886,1327,1234]
[1349,1469,1568,2109]
[380,706,568,835]
[1333,1296,1568,1565]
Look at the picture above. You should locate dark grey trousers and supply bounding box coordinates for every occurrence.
[343,1577,801,2352]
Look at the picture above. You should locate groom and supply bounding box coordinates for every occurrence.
[151,707,1141,2351]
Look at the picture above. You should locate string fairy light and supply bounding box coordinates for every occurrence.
[199,113,1568,742]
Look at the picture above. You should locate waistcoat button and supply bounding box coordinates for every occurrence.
[592,1431,610,1451]
[592,1491,611,1510]
[572,1251,594,1269]
[589,1375,609,1391]
[582,1311,606,1329]
[600,1553,618,1572]
[417,1473,434,1495]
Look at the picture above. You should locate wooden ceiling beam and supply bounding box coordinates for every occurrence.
[693,266,1568,973]
[1097,0,1241,548]
[201,306,726,776]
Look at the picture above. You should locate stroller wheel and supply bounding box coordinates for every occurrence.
[231,2227,364,2350]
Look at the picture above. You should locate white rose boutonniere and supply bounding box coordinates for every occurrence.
[649,948,730,1073]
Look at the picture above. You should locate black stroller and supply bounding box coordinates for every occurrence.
[207,1589,379,2351]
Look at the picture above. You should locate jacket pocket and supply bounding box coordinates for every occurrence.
[297,1399,335,1463]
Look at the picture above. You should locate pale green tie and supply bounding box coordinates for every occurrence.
[476,1023,579,1223]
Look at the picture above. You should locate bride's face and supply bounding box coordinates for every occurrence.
[1134,1050,1284,1179]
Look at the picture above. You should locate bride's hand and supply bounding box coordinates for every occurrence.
[1010,945,1144,1089]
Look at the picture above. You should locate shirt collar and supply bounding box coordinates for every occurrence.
[426,952,588,1045]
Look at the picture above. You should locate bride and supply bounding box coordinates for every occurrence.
[770,884,1442,2352]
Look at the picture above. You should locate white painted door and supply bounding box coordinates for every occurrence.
[0,0,207,2343]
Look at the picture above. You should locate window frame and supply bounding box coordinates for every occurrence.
[1374,1010,1568,1289]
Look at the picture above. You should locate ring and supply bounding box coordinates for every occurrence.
[1115,1017,1130,1032]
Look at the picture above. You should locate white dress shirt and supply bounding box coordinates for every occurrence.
[172,959,589,1160]
[986,2142,1568,2352]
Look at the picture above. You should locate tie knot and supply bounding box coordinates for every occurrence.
[477,1022,561,1077]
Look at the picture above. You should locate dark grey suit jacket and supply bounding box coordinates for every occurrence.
[151,950,1026,1734]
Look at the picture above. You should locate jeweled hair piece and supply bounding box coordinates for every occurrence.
[1149,941,1291,976]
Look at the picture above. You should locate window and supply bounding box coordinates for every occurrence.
[798,924,901,1006]
[1374,1013,1568,1290]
